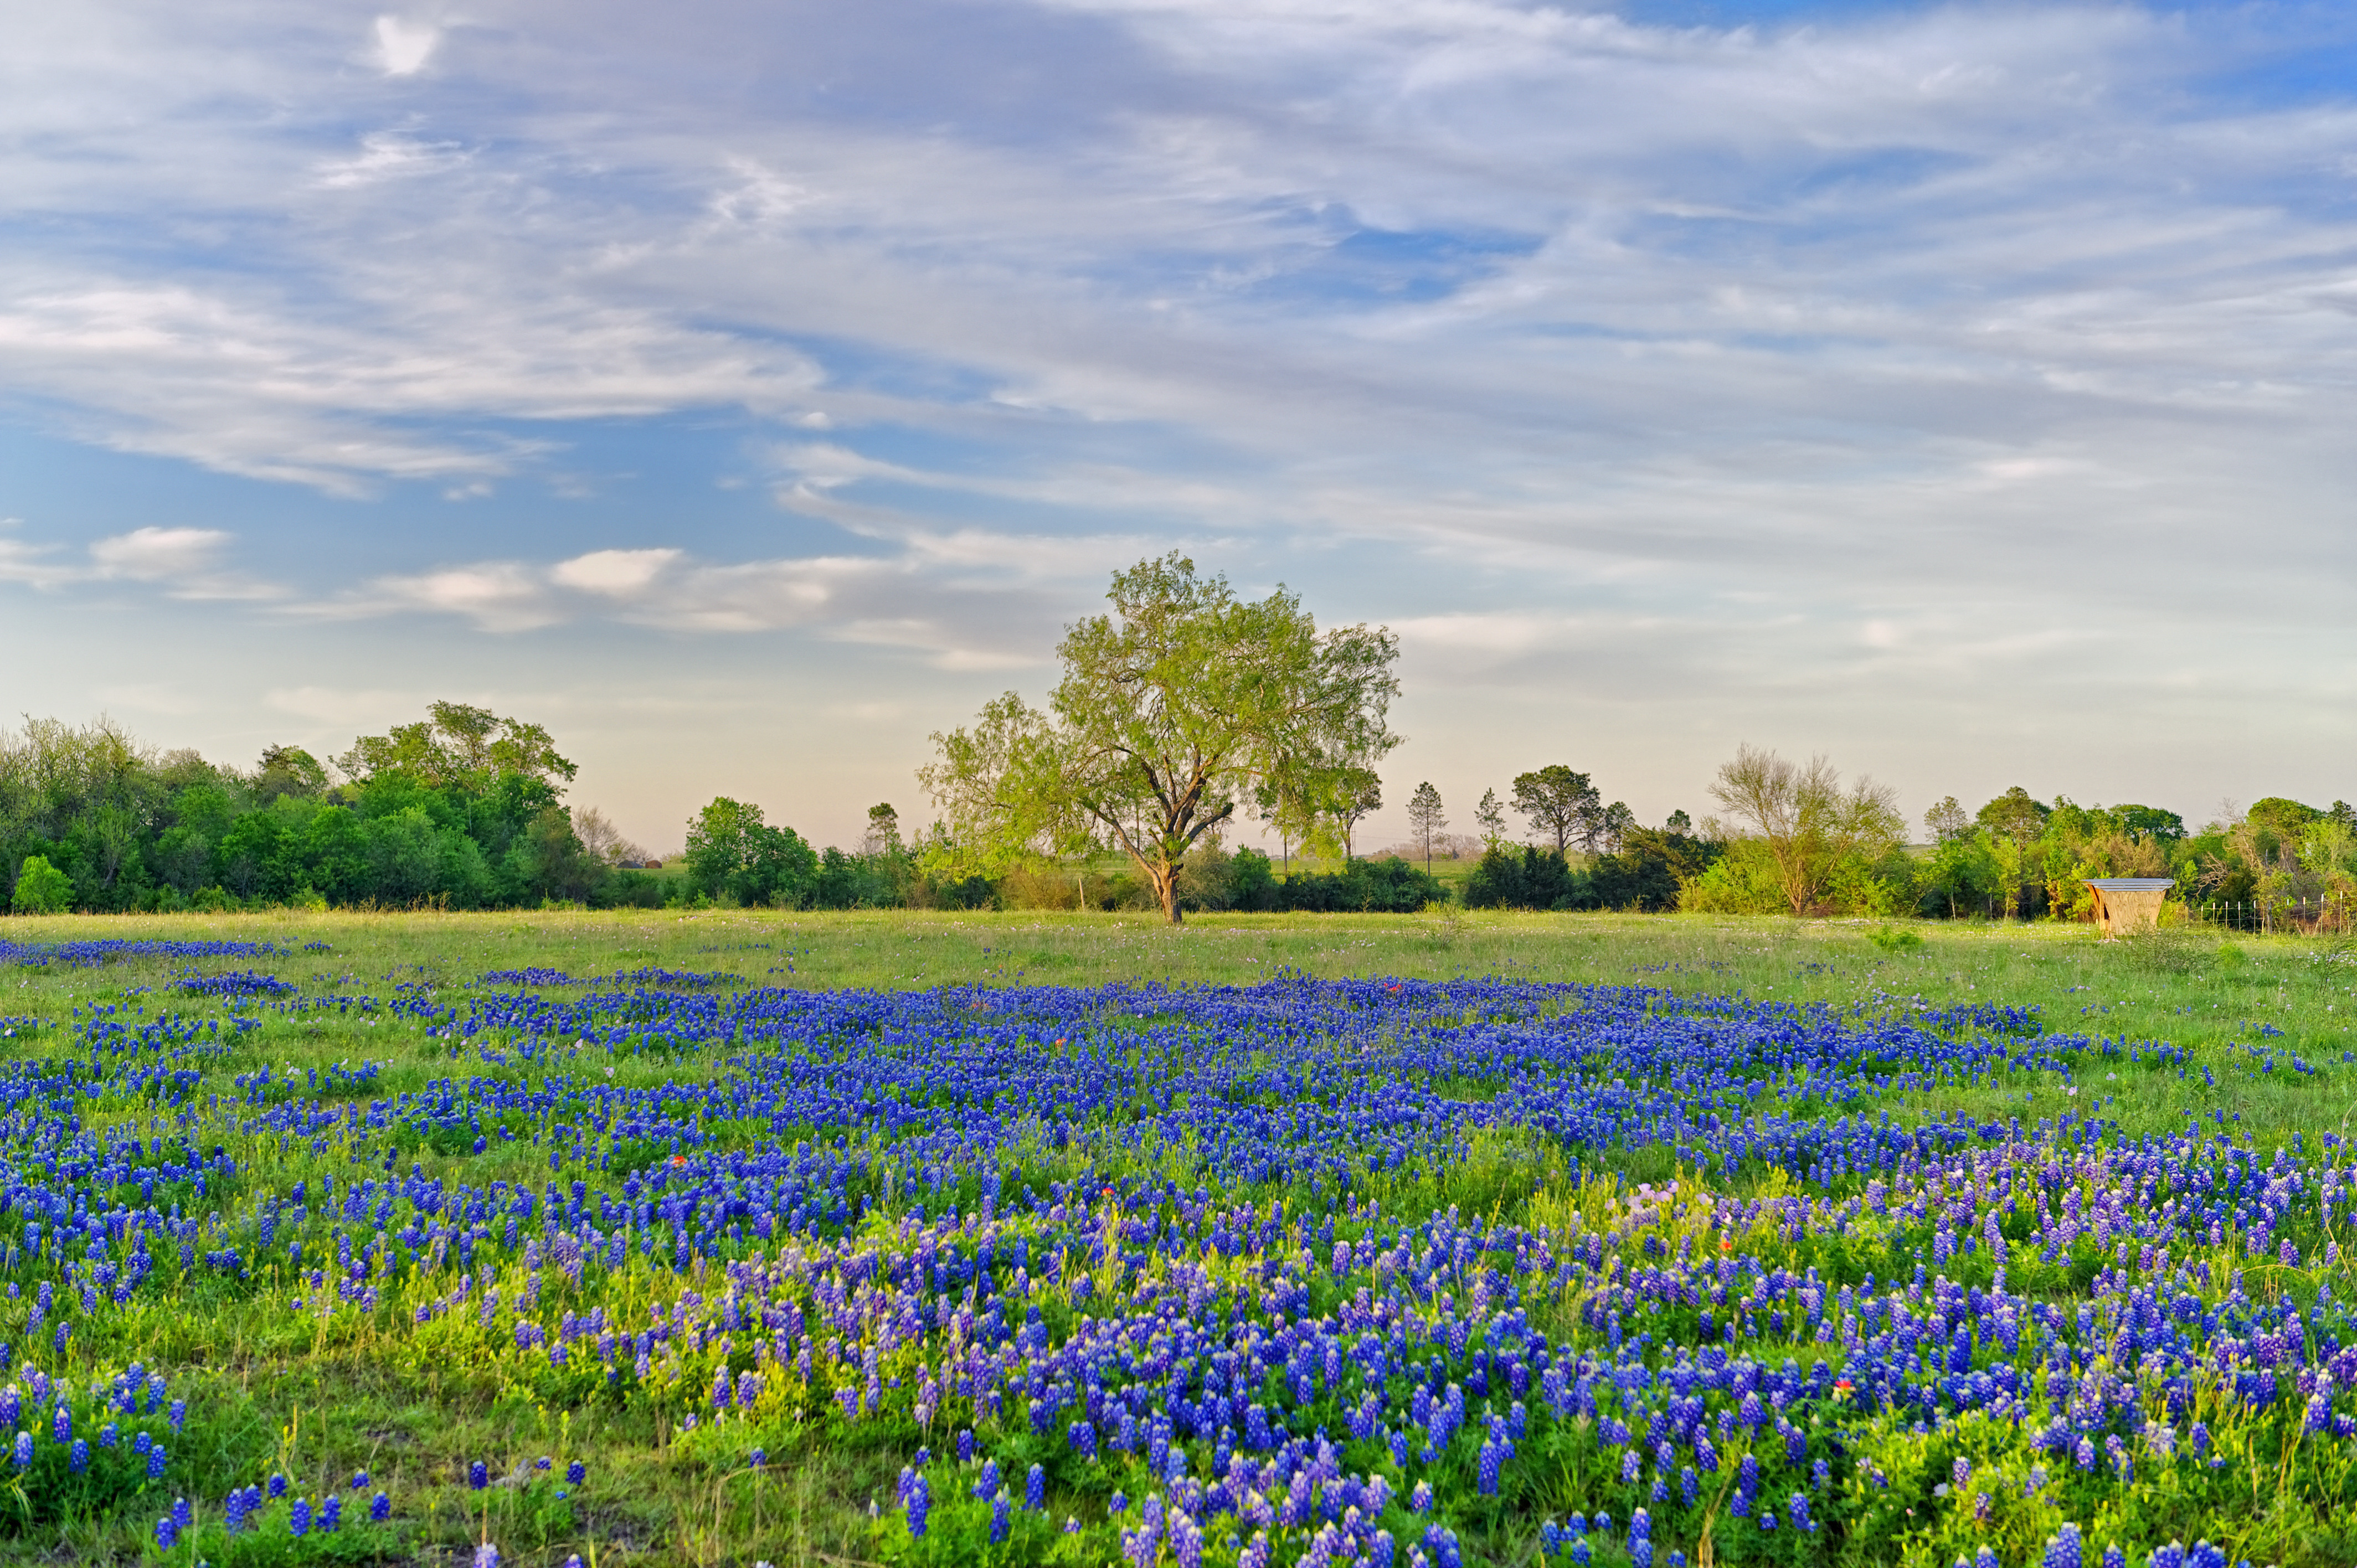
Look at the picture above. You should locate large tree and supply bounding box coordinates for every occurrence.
[920,554,1401,924]
[1511,765,1601,856]
[1707,744,1903,916]
[336,700,577,792]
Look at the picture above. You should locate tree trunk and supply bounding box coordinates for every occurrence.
[1152,862,1184,924]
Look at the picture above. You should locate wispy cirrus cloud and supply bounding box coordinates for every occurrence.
[304,538,1078,666]
[0,522,283,600]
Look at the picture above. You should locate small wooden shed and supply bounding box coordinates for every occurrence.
[2083,877,2174,936]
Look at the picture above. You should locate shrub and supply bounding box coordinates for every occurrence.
[1462,845,1586,910]
[1589,828,1721,911]
[9,854,72,915]
[1223,853,1447,912]
[997,864,1084,911]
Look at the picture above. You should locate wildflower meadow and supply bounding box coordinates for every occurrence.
[0,909,2353,1568]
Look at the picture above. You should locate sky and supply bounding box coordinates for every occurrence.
[2,0,2353,855]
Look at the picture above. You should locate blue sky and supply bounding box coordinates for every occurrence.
[3,0,2353,852]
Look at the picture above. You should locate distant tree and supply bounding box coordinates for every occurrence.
[1511,766,1601,857]
[1251,777,1306,871]
[570,806,646,866]
[1406,782,1446,868]
[683,798,817,907]
[9,854,71,915]
[1664,808,1692,835]
[1921,829,2001,919]
[516,807,603,902]
[863,803,903,857]
[254,745,328,802]
[2112,803,2186,845]
[1707,745,1904,916]
[336,701,577,792]
[1971,787,2051,921]
[1976,786,2050,847]
[1475,787,1509,848]
[1598,802,1635,854]
[920,555,1401,924]
[1331,767,1383,860]
[1924,796,1972,844]
[2247,797,2322,849]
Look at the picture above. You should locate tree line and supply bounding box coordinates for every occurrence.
[0,707,949,917]
[8,555,2349,922]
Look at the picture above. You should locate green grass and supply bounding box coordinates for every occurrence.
[2,908,2353,1566]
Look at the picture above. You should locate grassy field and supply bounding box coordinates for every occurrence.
[1,909,2353,1568]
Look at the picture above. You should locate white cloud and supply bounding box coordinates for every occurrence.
[86,526,284,600]
[89,526,230,580]
[0,538,75,589]
[373,16,440,76]
[0,523,283,599]
[345,562,558,632]
[316,131,469,189]
[302,534,1078,666]
[551,548,683,596]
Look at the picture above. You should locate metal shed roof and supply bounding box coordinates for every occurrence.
[2083,878,2175,890]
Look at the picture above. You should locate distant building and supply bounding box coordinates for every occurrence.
[2083,877,2173,936]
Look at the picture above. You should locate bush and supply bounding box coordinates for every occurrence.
[1682,837,1918,916]
[1589,828,1721,911]
[812,847,908,909]
[9,854,71,915]
[998,864,1084,911]
[1462,846,1587,910]
[1678,839,1789,913]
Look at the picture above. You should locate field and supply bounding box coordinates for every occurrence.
[0,909,2353,1568]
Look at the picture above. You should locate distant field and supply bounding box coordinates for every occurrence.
[2,909,2353,1567]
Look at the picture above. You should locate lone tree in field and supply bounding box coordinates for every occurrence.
[1707,744,1903,915]
[1511,765,1601,856]
[920,554,1401,924]
[1406,781,1446,868]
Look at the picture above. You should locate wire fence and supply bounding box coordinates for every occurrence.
[2179,894,2352,935]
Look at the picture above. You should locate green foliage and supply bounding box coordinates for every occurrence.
[1589,826,1721,911]
[1677,837,1791,914]
[334,700,577,792]
[1919,827,2003,919]
[1708,745,1906,916]
[1405,780,1446,866]
[683,798,820,908]
[920,554,1402,922]
[1976,785,2051,845]
[9,852,72,914]
[1510,764,1601,855]
[1463,844,1585,910]
[1229,853,1447,912]
[512,806,603,904]
[2248,796,2323,844]
[0,705,617,914]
